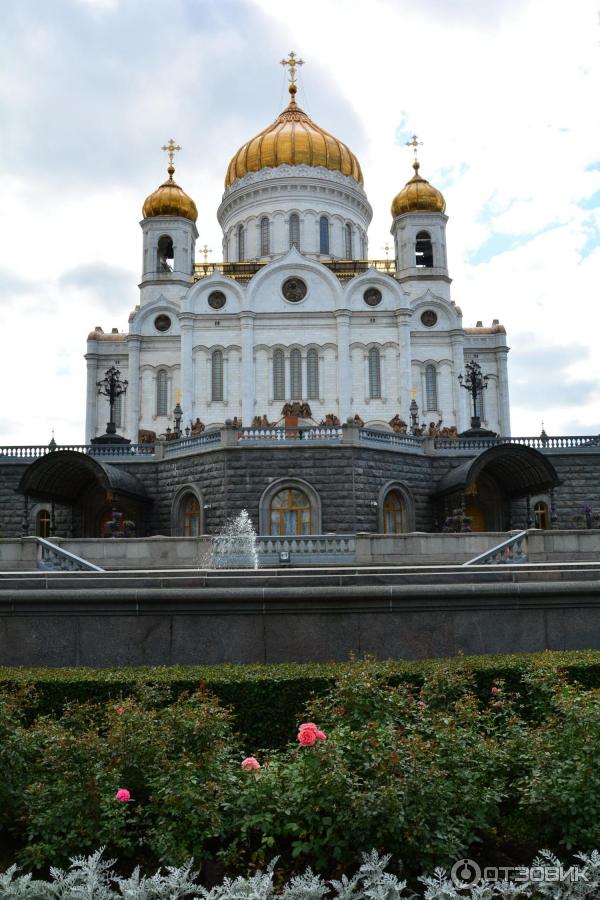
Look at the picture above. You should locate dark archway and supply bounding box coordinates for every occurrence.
[434,444,560,531]
[19,450,151,537]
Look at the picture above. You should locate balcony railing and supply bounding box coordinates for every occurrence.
[193,258,397,284]
[433,434,600,450]
[0,443,155,459]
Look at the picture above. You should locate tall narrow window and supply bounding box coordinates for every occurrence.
[368,348,381,399]
[211,350,224,401]
[345,223,353,259]
[237,224,245,261]
[289,213,300,250]
[36,509,51,538]
[273,349,285,401]
[156,370,168,416]
[182,494,201,536]
[319,216,330,255]
[383,490,406,534]
[415,231,433,267]
[425,364,438,411]
[307,349,319,400]
[290,349,302,400]
[260,217,270,256]
[113,392,123,428]
[157,235,174,272]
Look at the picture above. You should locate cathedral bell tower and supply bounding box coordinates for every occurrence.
[390,136,449,289]
[140,140,198,305]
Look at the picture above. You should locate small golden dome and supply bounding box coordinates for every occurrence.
[225,84,363,189]
[391,160,446,217]
[142,163,198,222]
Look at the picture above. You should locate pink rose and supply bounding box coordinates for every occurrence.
[417,701,427,708]
[115,788,131,802]
[297,729,317,746]
[314,730,327,741]
[336,705,346,715]
[491,687,500,695]
[299,722,318,733]
[241,756,260,770]
[116,707,124,715]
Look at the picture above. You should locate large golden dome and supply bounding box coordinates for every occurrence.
[143,163,198,223]
[225,84,363,189]
[391,160,446,217]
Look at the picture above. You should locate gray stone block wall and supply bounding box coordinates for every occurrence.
[1,445,599,539]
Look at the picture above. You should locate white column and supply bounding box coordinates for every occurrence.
[181,320,194,430]
[85,356,98,442]
[396,311,412,422]
[125,338,141,442]
[240,313,255,424]
[451,334,468,432]
[335,311,352,420]
[497,347,511,436]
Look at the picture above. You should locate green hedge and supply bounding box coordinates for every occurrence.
[3,650,600,747]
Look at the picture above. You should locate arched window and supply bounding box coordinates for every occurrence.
[237,224,245,261]
[270,488,311,535]
[534,501,549,530]
[383,490,406,534]
[157,235,174,272]
[289,213,300,250]
[368,348,381,399]
[182,494,201,536]
[425,364,438,411]
[273,349,285,401]
[319,216,330,255]
[345,223,353,259]
[415,231,433,267]
[260,217,270,256]
[290,349,302,400]
[211,350,224,402]
[307,349,319,400]
[156,370,168,416]
[36,509,51,538]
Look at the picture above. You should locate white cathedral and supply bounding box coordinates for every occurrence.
[85,55,510,442]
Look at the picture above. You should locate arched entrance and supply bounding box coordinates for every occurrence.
[18,450,151,538]
[435,444,560,532]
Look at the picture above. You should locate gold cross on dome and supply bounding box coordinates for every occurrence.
[406,134,423,161]
[280,50,304,85]
[161,138,181,167]
[200,244,212,263]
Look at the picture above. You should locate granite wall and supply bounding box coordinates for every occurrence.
[1,444,599,539]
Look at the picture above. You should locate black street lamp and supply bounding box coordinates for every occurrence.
[458,360,489,432]
[92,365,130,445]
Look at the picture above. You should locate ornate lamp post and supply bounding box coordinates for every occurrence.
[458,360,490,433]
[92,365,130,445]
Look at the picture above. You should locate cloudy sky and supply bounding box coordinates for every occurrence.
[1,0,599,444]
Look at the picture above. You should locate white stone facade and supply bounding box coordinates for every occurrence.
[85,163,510,442]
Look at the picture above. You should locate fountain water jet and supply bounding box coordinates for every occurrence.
[211,509,259,569]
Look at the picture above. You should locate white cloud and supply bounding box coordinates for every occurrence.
[0,0,599,443]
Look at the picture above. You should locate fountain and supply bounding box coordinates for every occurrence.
[210,509,259,569]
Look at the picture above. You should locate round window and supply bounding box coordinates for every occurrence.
[282,277,307,302]
[208,290,226,310]
[154,314,171,332]
[420,310,438,327]
[363,288,382,307]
